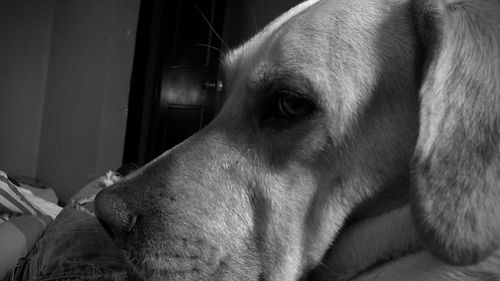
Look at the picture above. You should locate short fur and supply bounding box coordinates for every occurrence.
[94,0,500,280]
[411,0,500,265]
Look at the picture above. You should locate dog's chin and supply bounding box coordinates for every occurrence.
[121,240,265,281]
[128,252,263,281]
[131,261,210,281]
[117,236,253,281]
[124,251,224,281]
[133,267,203,281]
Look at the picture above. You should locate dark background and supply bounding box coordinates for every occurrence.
[0,0,301,202]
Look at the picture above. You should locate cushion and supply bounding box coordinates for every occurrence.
[0,171,44,217]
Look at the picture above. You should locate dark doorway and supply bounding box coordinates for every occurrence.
[123,0,226,165]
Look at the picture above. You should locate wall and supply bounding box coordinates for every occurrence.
[0,0,55,177]
[37,0,140,202]
[0,0,140,203]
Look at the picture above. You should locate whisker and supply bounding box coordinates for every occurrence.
[246,0,258,34]
[194,5,229,50]
[195,43,224,54]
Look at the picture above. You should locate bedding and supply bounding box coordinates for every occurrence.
[0,171,62,280]
[18,187,62,219]
[7,174,58,204]
[0,172,45,219]
[0,171,61,220]
[0,215,52,280]
[5,203,138,281]
[3,172,138,281]
[0,166,139,281]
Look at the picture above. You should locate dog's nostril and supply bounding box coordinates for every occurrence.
[94,189,137,238]
[127,214,138,232]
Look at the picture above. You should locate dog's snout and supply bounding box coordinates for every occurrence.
[94,189,138,239]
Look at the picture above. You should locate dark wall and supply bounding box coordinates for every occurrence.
[0,0,55,177]
[0,0,140,203]
[37,0,140,202]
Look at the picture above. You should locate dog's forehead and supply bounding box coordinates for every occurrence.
[223,0,400,88]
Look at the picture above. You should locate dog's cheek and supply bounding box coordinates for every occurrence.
[256,129,352,272]
[239,165,302,280]
[249,162,344,279]
[302,176,351,266]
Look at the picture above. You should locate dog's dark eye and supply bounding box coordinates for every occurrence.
[276,92,314,121]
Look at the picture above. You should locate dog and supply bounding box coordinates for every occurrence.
[94,0,500,280]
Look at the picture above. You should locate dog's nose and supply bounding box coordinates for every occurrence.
[94,189,138,239]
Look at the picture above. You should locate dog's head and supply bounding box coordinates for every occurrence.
[94,0,500,280]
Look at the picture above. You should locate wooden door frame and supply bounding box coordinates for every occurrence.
[122,0,225,166]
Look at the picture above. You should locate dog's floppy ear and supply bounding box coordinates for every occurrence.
[410,0,500,265]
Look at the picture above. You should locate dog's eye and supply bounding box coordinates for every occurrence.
[276,92,314,121]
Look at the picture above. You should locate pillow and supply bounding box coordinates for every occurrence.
[0,172,55,280]
[18,188,62,219]
[0,171,45,216]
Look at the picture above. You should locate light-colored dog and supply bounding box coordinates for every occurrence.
[94,0,500,280]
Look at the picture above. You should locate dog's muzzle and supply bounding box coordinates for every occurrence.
[94,181,228,280]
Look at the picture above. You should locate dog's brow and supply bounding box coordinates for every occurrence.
[256,69,312,92]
